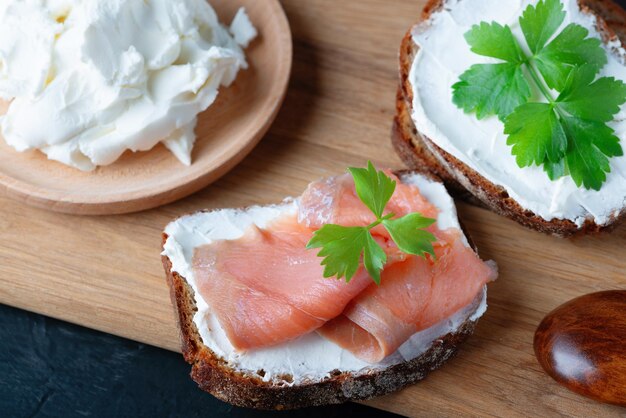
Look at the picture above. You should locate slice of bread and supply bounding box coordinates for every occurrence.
[395,0,626,237]
[161,171,491,410]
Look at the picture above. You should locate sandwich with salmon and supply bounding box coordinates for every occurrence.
[395,0,626,236]
[161,163,497,409]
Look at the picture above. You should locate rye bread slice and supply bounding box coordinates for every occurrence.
[395,0,626,237]
[161,171,488,410]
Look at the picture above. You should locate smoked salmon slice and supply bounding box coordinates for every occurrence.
[193,216,373,350]
[298,172,440,230]
[318,230,497,363]
[191,172,496,360]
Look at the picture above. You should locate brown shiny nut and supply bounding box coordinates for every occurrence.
[534,291,626,406]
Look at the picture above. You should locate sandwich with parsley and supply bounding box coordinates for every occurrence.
[161,163,497,409]
[395,0,626,236]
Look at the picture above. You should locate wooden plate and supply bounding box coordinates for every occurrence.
[0,0,292,215]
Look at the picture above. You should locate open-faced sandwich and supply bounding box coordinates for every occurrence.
[162,163,497,409]
[395,0,626,236]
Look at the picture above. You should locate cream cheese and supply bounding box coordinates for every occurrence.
[162,174,488,385]
[409,0,626,227]
[0,0,256,170]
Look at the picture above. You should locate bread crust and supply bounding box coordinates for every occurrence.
[163,252,477,409]
[395,0,626,237]
[161,172,485,410]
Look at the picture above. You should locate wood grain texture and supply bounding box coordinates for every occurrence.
[0,0,291,215]
[0,0,625,416]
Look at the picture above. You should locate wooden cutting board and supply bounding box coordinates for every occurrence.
[1,1,624,416]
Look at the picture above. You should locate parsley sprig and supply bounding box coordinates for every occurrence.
[452,0,626,190]
[306,162,436,285]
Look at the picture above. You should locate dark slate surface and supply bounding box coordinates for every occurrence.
[0,304,401,418]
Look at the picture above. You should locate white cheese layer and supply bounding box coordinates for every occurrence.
[409,0,626,227]
[0,0,256,171]
[162,174,488,385]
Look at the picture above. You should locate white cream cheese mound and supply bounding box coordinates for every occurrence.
[0,0,257,171]
[410,0,626,227]
[162,174,488,385]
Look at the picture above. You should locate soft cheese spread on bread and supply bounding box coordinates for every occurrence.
[163,173,493,385]
[409,0,626,227]
[0,0,256,170]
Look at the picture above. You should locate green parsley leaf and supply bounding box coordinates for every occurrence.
[453,20,531,120]
[307,162,437,284]
[452,63,531,120]
[382,213,436,258]
[504,66,625,187]
[464,22,525,62]
[307,225,383,282]
[361,232,387,285]
[534,24,606,91]
[454,0,626,190]
[348,161,396,219]
[519,0,565,54]
[543,158,567,180]
[562,116,622,190]
[557,65,626,122]
[505,102,567,166]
